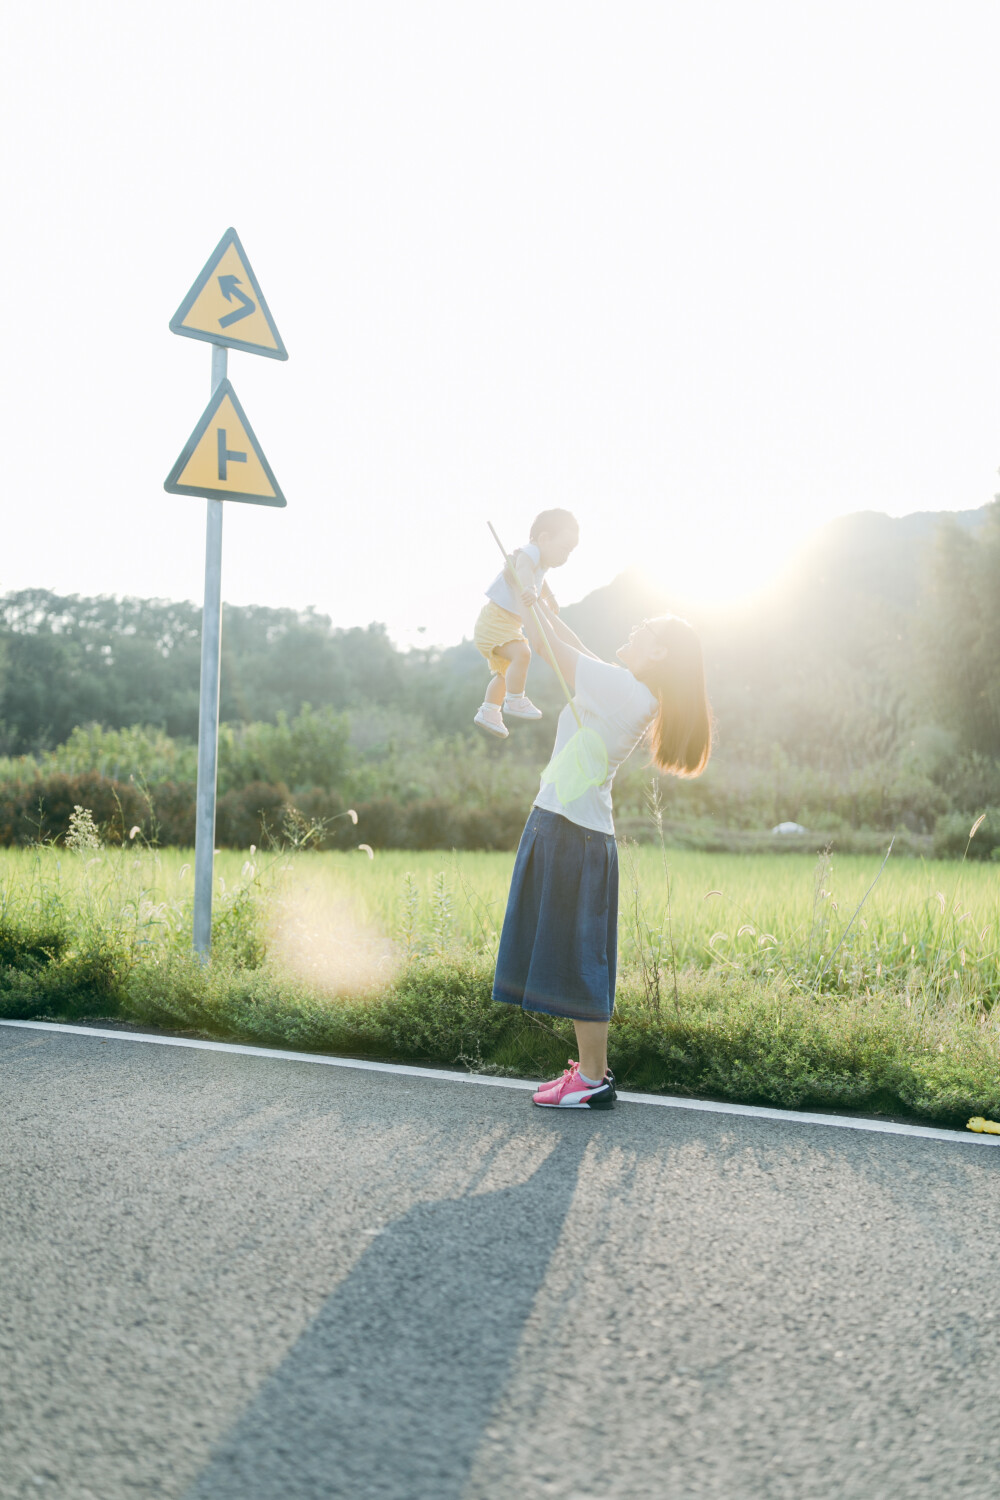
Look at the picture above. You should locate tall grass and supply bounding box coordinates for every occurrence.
[267,843,1000,1005]
[4,838,998,1006]
[0,841,276,1018]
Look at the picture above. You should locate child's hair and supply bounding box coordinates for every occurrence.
[643,616,713,778]
[529,508,578,541]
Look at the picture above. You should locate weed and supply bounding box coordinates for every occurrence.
[429,872,453,959]
[65,805,102,853]
[399,871,422,961]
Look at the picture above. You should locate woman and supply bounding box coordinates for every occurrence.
[492,600,712,1108]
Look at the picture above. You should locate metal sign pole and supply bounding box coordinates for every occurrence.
[168,227,288,957]
[192,344,227,956]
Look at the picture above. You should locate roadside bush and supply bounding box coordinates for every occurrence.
[341,797,526,851]
[0,780,528,851]
[218,705,352,795]
[145,780,196,846]
[353,798,408,849]
[287,787,350,848]
[0,918,69,967]
[932,808,1000,861]
[404,799,460,850]
[41,723,197,786]
[455,802,526,851]
[0,951,124,1021]
[214,781,291,850]
[0,773,150,846]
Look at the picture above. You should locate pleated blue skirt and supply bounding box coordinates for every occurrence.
[492,806,619,1023]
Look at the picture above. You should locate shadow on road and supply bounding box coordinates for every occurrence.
[185,1124,593,1499]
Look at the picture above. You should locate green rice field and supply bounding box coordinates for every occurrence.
[1,839,999,999]
[279,844,1000,993]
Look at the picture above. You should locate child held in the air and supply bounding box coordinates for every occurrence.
[473,509,580,739]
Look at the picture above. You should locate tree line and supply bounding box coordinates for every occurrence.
[1,501,998,853]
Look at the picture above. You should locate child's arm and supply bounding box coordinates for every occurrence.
[540,581,559,613]
[506,548,540,612]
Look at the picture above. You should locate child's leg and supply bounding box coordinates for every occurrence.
[484,672,506,707]
[501,638,531,696]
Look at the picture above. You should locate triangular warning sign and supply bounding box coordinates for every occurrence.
[169,228,288,360]
[164,380,286,507]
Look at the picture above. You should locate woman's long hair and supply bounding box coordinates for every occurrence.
[643,616,712,777]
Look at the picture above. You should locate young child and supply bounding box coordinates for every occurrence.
[473,509,580,738]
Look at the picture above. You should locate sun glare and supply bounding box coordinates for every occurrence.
[628,514,809,613]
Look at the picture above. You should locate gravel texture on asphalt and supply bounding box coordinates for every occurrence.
[2,1025,999,1499]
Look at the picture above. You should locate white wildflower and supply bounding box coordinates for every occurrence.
[66,806,101,853]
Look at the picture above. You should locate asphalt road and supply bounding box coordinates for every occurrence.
[2,1025,999,1500]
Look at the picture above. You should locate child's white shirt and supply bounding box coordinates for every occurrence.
[485,543,548,614]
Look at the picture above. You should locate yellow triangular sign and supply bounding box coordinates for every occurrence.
[164,381,286,508]
[169,228,288,360]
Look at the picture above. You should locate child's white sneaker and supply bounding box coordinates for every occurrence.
[474,703,508,738]
[504,693,543,720]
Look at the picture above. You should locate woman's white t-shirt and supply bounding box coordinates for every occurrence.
[533,656,657,835]
[486,542,548,615]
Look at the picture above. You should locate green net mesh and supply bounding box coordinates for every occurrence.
[540,727,609,806]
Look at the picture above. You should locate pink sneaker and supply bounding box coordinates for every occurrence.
[532,1059,616,1110]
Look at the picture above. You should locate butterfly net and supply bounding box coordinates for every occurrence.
[539,727,609,806]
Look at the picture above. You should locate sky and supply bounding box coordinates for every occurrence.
[3,1,1000,648]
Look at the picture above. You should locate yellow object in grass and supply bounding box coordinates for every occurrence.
[540,727,608,805]
[967,1117,1000,1134]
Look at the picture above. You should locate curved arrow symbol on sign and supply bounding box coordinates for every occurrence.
[217,274,256,328]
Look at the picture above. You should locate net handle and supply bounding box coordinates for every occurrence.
[487,521,583,729]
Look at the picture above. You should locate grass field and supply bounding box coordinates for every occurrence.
[2,837,999,1125]
[3,839,999,985]
[273,843,1000,994]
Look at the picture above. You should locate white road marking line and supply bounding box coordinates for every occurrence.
[3,1018,998,1147]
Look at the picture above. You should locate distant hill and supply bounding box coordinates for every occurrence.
[776,506,987,616]
[557,504,989,662]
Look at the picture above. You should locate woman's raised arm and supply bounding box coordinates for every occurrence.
[519,599,581,691]
[535,601,601,660]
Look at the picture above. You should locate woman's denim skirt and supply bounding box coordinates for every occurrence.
[492,806,619,1023]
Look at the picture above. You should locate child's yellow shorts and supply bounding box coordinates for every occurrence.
[473,601,525,676]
